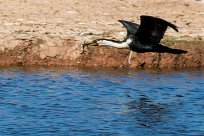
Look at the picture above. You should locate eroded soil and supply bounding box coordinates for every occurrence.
[0,0,204,68]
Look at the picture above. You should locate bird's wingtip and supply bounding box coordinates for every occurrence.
[140,15,179,32]
[170,24,179,32]
[175,26,179,32]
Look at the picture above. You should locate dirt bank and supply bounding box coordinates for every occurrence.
[0,0,204,68]
[0,36,203,68]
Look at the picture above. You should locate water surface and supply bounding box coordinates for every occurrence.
[0,67,204,136]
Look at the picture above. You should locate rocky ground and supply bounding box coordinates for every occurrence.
[0,0,204,68]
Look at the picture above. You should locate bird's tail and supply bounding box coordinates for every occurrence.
[167,48,187,54]
[156,44,187,54]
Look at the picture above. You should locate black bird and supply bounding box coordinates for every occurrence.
[96,15,187,64]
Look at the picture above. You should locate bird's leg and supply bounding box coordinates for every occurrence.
[128,51,133,65]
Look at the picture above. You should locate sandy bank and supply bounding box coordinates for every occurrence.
[0,36,203,68]
[0,0,204,68]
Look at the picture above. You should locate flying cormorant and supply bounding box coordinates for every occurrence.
[95,15,187,64]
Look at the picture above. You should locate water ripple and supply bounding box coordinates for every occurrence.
[0,68,204,136]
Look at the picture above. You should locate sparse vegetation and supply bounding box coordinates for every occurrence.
[162,35,204,46]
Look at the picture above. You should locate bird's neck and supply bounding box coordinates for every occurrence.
[97,38,132,48]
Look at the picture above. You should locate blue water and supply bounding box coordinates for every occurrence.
[0,67,203,136]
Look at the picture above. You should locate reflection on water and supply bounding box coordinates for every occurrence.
[0,66,204,136]
[126,97,167,128]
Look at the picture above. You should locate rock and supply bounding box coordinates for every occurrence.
[39,51,47,59]
[3,40,19,50]
[47,46,59,58]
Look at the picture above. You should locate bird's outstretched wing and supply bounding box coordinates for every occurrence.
[118,20,140,36]
[135,15,178,44]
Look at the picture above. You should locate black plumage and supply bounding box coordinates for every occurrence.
[118,20,140,36]
[96,15,187,54]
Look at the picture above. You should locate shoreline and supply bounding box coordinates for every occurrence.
[0,0,204,69]
[0,36,203,69]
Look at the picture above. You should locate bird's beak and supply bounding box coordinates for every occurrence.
[88,39,100,46]
[96,40,103,46]
[82,40,98,47]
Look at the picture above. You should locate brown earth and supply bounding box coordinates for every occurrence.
[0,0,204,68]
